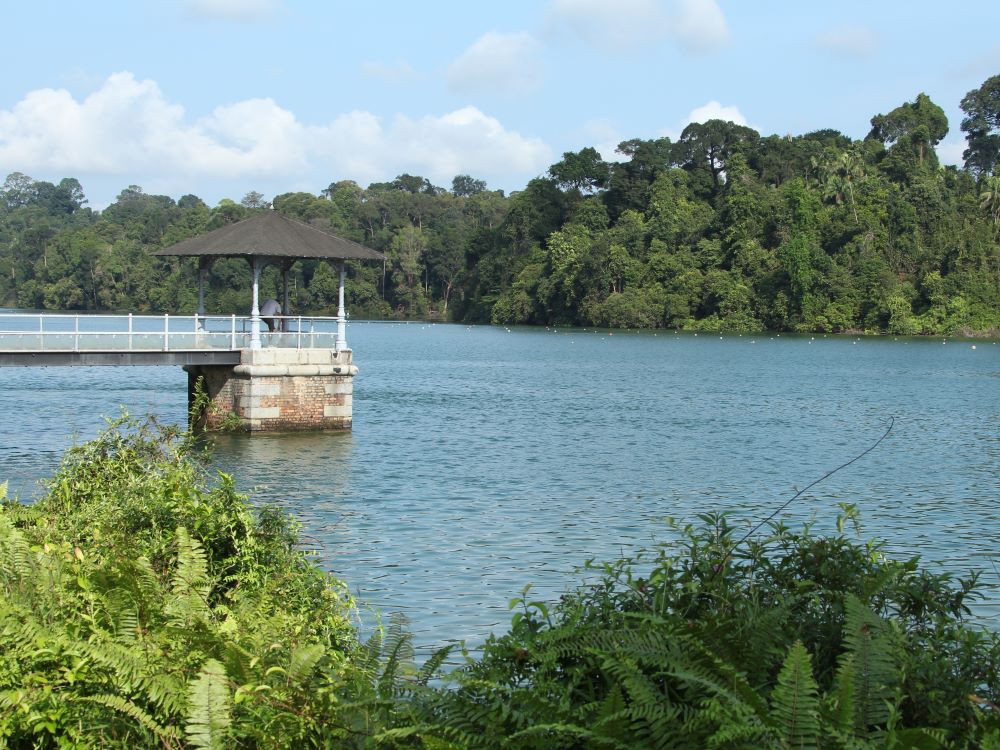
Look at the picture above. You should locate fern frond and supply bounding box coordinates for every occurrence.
[84,637,188,715]
[81,693,182,747]
[886,727,948,749]
[99,587,140,644]
[0,513,36,586]
[769,641,819,750]
[185,658,231,750]
[379,613,416,698]
[826,653,856,735]
[842,594,897,731]
[222,640,255,686]
[415,644,454,687]
[361,625,384,674]
[685,635,771,719]
[288,642,325,684]
[506,722,633,748]
[601,652,662,704]
[168,527,211,624]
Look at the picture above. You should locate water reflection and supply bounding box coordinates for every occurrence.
[209,431,356,554]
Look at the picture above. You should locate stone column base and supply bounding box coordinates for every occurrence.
[186,348,357,432]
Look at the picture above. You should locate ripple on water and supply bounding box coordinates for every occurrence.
[1,326,998,647]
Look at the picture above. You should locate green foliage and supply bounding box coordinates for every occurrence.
[0,415,408,748]
[402,513,1000,748]
[960,74,1000,177]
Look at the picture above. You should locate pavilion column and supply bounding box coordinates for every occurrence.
[335,260,347,352]
[197,257,209,330]
[281,261,292,333]
[250,256,262,350]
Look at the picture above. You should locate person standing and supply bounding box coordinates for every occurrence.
[260,298,282,332]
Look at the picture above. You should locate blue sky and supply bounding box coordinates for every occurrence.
[1,0,997,208]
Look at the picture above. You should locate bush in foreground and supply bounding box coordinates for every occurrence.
[405,513,1000,749]
[0,415,396,748]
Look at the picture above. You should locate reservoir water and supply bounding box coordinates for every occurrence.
[1,323,998,651]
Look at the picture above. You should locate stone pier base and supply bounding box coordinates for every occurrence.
[186,348,357,432]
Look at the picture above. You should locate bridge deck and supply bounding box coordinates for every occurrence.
[0,313,342,366]
[0,350,242,367]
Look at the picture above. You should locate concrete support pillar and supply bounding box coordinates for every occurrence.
[336,260,347,352]
[250,256,262,350]
[186,348,357,432]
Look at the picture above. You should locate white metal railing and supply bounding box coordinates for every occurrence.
[0,313,345,353]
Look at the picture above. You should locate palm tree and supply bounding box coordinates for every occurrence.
[837,146,867,225]
[812,146,866,225]
[980,175,1000,235]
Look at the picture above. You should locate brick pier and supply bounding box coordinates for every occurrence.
[186,348,357,432]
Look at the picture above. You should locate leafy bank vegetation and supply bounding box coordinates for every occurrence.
[1,76,999,334]
[2,419,1000,747]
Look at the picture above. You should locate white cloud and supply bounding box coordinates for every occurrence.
[670,0,729,53]
[660,100,752,140]
[684,101,749,127]
[185,0,280,21]
[814,25,878,58]
[447,31,543,96]
[547,0,669,49]
[0,72,552,202]
[546,0,729,53]
[374,107,552,183]
[360,60,417,83]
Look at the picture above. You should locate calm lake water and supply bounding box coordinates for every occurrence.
[1,323,998,650]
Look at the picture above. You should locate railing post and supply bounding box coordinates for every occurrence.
[128,313,133,350]
[231,314,236,350]
[297,316,302,349]
[74,315,79,352]
[39,314,44,351]
[310,320,315,349]
[163,313,170,352]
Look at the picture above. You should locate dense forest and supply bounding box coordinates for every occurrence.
[1,76,998,335]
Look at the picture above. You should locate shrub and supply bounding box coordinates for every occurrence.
[0,415,381,748]
[407,511,1000,748]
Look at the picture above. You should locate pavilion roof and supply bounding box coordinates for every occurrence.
[153,211,384,261]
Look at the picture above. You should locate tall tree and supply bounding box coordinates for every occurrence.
[240,191,269,209]
[671,120,761,195]
[604,138,673,218]
[867,93,948,171]
[451,174,487,197]
[548,147,611,194]
[960,74,1000,177]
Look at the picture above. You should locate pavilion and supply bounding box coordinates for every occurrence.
[154,210,384,432]
[154,210,384,351]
